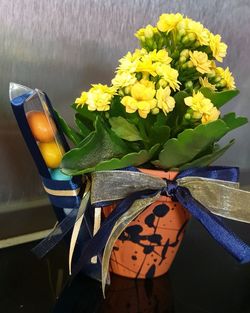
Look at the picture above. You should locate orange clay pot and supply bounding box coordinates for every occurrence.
[102,169,190,279]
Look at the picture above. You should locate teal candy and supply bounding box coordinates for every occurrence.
[51,168,72,181]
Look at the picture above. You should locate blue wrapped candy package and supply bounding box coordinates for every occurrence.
[9,83,103,282]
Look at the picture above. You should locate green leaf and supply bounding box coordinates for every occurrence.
[77,131,95,147]
[149,125,170,145]
[72,103,97,122]
[75,113,92,137]
[61,116,130,173]
[179,140,235,170]
[109,95,127,118]
[199,87,240,108]
[222,112,248,130]
[62,144,160,175]
[156,119,230,169]
[174,90,189,106]
[166,91,188,134]
[154,112,167,128]
[109,116,143,141]
[54,110,83,145]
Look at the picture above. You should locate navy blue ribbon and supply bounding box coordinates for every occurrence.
[71,166,250,277]
[42,176,83,209]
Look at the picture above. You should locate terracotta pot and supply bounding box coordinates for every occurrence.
[103,169,190,279]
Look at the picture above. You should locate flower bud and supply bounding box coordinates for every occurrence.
[182,62,188,70]
[178,29,186,37]
[194,41,200,48]
[214,76,221,83]
[179,56,186,63]
[152,107,160,115]
[219,79,226,88]
[185,81,193,90]
[207,72,216,79]
[185,113,191,120]
[182,35,189,44]
[118,89,125,96]
[193,111,202,119]
[145,37,154,48]
[144,26,154,38]
[188,33,196,42]
[187,60,194,68]
[124,86,131,94]
[152,42,158,49]
[180,49,189,58]
[176,34,182,42]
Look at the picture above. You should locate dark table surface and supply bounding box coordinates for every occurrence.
[1,217,250,313]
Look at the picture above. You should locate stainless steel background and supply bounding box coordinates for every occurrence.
[0,0,250,210]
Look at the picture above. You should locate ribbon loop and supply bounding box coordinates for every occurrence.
[161,178,177,197]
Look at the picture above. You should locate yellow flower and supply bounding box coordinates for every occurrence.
[135,25,158,40]
[120,96,138,114]
[112,71,137,88]
[199,77,216,91]
[201,106,220,124]
[148,49,172,64]
[216,67,236,90]
[209,33,227,62]
[156,86,175,115]
[156,64,180,91]
[131,79,156,100]
[118,52,139,73]
[75,91,88,107]
[157,13,183,33]
[184,91,214,116]
[189,51,212,74]
[137,101,154,118]
[184,91,220,123]
[223,67,236,90]
[91,84,117,95]
[121,80,157,118]
[136,56,157,77]
[185,19,210,46]
[132,48,148,60]
[85,84,116,112]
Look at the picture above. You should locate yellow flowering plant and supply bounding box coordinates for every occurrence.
[56,13,247,175]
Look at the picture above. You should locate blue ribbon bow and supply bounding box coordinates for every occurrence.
[71,166,250,278]
[33,166,250,281]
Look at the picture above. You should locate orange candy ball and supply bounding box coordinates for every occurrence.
[39,141,64,169]
[27,111,56,143]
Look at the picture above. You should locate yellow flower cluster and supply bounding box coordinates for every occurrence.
[189,51,212,74]
[209,34,227,62]
[157,13,183,33]
[155,13,227,61]
[75,84,116,111]
[121,80,157,118]
[120,79,176,118]
[184,91,220,124]
[74,13,236,123]
[111,48,179,118]
[75,47,178,117]
[135,25,159,41]
[215,67,236,90]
